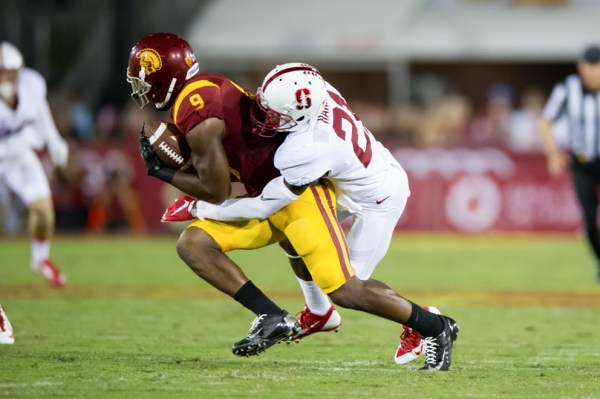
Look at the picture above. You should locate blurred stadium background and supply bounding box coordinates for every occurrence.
[3,2,600,397]
[0,0,598,235]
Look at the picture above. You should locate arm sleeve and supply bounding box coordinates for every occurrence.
[24,69,60,148]
[196,176,299,221]
[37,99,63,143]
[31,73,68,167]
[274,142,332,187]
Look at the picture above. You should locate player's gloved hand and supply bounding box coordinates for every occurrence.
[139,123,175,183]
[161,195,198,222]
[48,137,69,169]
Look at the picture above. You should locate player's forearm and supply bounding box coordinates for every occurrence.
[199,196,288,221]
[197,176,299,221]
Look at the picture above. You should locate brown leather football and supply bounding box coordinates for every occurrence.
[142,121,193,171]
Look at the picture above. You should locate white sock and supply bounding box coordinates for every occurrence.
[32,240,50,268]
[296,277,331,315]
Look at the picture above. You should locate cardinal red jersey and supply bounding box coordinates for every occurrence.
[171,74,284,196]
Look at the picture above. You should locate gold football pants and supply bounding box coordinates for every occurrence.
[187,182,353,294]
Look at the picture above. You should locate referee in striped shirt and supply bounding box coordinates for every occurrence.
[540,44,600,281]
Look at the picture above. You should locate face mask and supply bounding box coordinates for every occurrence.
[0,81,16,101]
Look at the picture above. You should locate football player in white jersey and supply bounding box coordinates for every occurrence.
[0,304,14,344]
[163,63,460,370]
[0,42,68,290]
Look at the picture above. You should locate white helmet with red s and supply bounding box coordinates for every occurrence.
[0,42,24,102]
[0,42,23,70]
[251,63,327,137]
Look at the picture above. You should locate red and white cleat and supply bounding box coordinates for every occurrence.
[293,304,342,341]
[0,305,15,344]
[34,259,66,287]
[394,306,442,365]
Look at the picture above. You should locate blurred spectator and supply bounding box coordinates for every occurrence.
[66,88,95,142]
[412,73,452,109]
[506,87,546,152]
[386,103,424,145]
[49,98,165,234]
[348,99,390,138]
[53,146,147,234]
[119,101,165,138]
[95,103,120,143]
[414,94,472,148]
[468,82,515,147]
[87,150,147,234]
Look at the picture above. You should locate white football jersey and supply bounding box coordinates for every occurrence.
[194,82,409,280]
[0,68,60,156]
[274,82,405,212]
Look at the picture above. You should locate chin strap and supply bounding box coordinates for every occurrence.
[155,77,177,109]
[282,252,302,260]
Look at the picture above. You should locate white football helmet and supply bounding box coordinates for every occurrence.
[0,42,23,70]
[0,42,23,102]
[251,63,327,137]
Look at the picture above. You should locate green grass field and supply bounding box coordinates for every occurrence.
[1,233,599,399]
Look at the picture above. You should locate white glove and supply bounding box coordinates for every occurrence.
[48,138,69,168]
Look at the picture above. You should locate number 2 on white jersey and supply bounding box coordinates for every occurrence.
[328,91,372,168]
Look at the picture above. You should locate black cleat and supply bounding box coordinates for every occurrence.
[232,310,300,357]
[420,316,460,371]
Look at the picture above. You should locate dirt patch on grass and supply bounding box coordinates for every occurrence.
[1,284,599,308]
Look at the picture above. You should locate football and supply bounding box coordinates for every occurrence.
[142,121,193,171]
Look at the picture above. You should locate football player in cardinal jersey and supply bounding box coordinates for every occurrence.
[0,42,68,289]
[128,33,362,357]
[163,63,460,370]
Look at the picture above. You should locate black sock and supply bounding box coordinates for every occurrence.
[233,281,282,315]
[404,302,444,337]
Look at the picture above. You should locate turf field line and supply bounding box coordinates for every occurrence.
[0,381,64,388]
[1,284,599,307]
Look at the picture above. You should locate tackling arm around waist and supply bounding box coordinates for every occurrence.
[195,176,300,221]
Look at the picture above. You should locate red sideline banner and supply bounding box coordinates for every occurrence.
[391,147,581,232]
[56,144,582,233]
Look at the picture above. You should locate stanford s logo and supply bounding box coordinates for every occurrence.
[137,48,162,76]
[295,88,312,110]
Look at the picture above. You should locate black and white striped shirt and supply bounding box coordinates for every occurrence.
[544,74,600,162]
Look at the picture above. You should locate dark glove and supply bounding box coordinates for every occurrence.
[139,123,176,183]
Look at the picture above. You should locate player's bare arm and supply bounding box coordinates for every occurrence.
[170,117,231,203]
[140,117,232,203]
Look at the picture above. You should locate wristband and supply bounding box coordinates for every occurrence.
[152,167,176,183]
